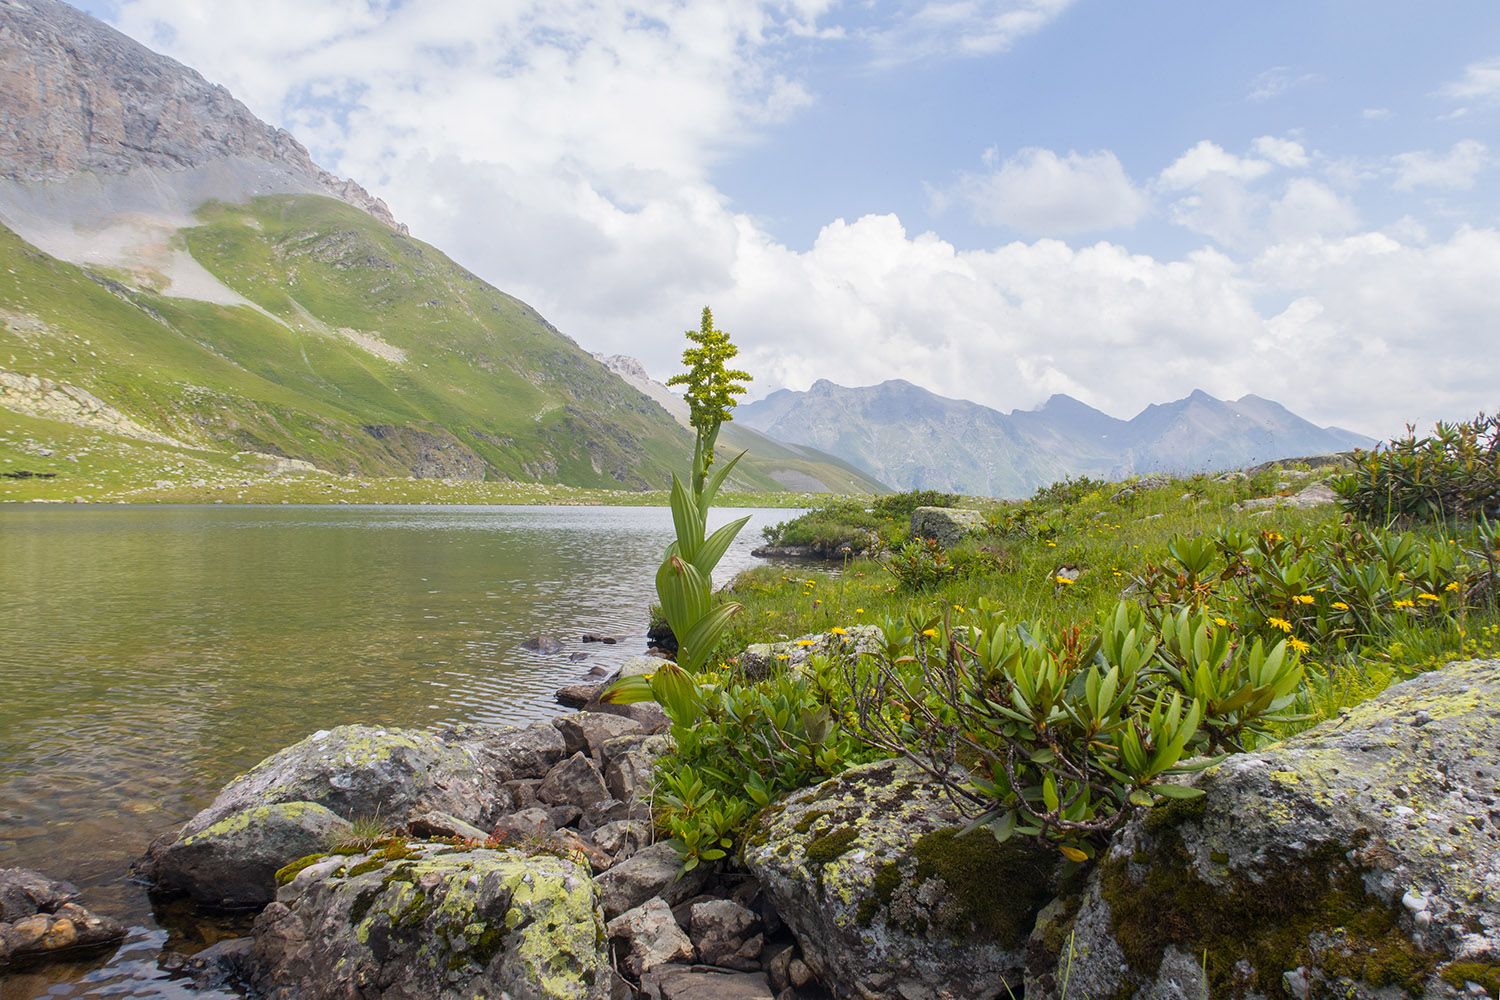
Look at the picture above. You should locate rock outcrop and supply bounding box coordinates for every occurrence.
[0,0,403,230]
[736,624,886,680]
[745,757,1058,1000]
[1026,657,1500,999]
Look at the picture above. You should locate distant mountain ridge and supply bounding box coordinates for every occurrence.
[738,380,1374,497]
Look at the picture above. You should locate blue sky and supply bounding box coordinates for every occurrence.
[76,0,1500,436]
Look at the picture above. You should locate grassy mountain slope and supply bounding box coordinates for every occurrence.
[0,194,852,492]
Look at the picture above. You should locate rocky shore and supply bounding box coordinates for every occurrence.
[7,654,1499,999]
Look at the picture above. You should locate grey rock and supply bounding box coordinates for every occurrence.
[606,897,694,977]
[643,967,776,1000]
[597,842,709,921]
[1235,478,1339,512]
[493,807,555,840]
[501,779,540,812]
[553,712,644,762]
[539,753,612,809]
[909,506,988,548]
[746,758,1055,1000]
[593,819,650,856]
[690,899,762,969]
[0,868,79,922]
[522,635,566,654]
[557,683,605,709]
[605,736,670,805]
[438,719,568,781]
[738,625,885,680]
[183,936,254,991]
[152,801,351,908]
[580,798,633,833]
[1027,657,1500,1000]
[548,803,584,828]
[251,846,607,1000]
[766,944,795,993]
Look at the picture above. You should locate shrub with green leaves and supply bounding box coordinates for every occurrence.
[842,598,1306,861]
[1333,413,1500,523]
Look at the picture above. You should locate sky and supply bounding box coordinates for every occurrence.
[75,0,1500,438]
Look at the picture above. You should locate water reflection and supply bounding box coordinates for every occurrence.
[0,503,793,998]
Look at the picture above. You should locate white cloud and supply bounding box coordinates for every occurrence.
[1158,141,1273,189]
[1246,66,1314,102]
[1266,178,1359,242]
[1391,140,1490,191]
[941,147,1150,235]
[865,0,1078,64]
[1252,135,1309,169]
[1362,107,1391,120]
[1439,56,1500,104]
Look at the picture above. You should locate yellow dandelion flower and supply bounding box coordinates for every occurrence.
[1267,617,1293,632]
[830,627,848,635]
[1213,617,1229,627]
[1332,602,1349,611]
[1392,599,1415,609]
[953,604,965,612]
[1055,576,1075,586]
[1288,637,1311,654]
[1292,595,1315,605]
[795,639,816,647]
[855,608,865,613]
[922,628,939,637]
[775,654,789,661]
[1445,581,1462,592]
[1417,594,1440,602]
[1046,541,1058,547]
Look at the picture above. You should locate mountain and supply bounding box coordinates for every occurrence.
[595,355,888,494]
[738,380,1375,497]
[0,0,873,493]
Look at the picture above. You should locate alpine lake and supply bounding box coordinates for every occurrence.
[0,503,798,999]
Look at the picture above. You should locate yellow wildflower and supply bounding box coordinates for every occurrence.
[1332,602,1350,611]
[795,639,816,647]
[1393,599,1415,609]
[1055,576,1075,586]
[1213,617,1229,627]
[1292,595,1315,605]
[855,608,865,613]
[1417,594,1440,603]
[1046,541,1058,547]
[922,628,939,637]
[953,604,965,612]
[1267,617,1293,632]
[1445,581,1462,592]
[1288,637,1311,654]
[830,627,848,635]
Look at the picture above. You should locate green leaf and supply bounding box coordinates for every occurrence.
[678,601,743,672]
[669,474,705,563]
[600,674,655,705]
[698,449,747,516]
[693,515,751,578]
[1154,783,1204,799]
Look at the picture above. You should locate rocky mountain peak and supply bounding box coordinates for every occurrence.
[0,0,405,232]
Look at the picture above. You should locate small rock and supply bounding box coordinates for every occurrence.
[406,811,488,842]
[593,819,650,856]
[597,842,710,920]
[538,753,611,809]
[690,899,761,968]
[787,958,812,988]
[492,807,555,840]
[521,635,566,654]
[644,967,777,1000]
[553,712,644,763]
[607,897,694,977]
[556,683,604,709]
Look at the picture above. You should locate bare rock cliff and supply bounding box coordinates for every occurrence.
[0,0,404,231]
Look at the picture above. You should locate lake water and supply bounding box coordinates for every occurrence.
[0,503,792,999]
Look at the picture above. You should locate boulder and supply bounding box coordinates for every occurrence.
[606,897,694,977]
[557,683,604,709]
[737,625,885,680]
[539,753,612,809]
[152,801,351,908]
[436,720,568,781]
[1026,657,1500,1000]
[521,635,566,654]
[604,735,670,806]
[143,722,563,907]
[745,758,1057,1000]
[250,844,608,1000]
[553,712,644,762]
[0,869,125,967]
[909,506,987,548]
[1235,479,1339,512]
[597,842,709,921]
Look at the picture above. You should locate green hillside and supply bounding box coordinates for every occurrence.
[0,194,874,495]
